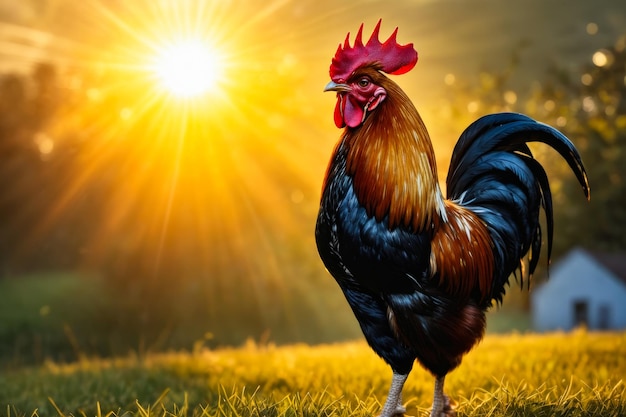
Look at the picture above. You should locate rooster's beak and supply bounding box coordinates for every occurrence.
[324,81,351,93]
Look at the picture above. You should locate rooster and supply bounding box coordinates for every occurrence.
[315,20,589,417]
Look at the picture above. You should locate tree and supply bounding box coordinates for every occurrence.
[444,36,626,258]
[527,38,626,254]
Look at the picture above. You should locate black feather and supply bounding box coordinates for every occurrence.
[447,112,589,300]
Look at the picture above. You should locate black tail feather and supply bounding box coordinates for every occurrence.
[522,155,554,268]
[449,114,589,198]
[446,112,589,302]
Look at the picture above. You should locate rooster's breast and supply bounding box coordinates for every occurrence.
[315,145,432,294]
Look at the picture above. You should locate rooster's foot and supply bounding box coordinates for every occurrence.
[429,375,456,417]
[442,395,456,416]
[429,394,456,417]
[376,403,406,417]
[377,372,409,417]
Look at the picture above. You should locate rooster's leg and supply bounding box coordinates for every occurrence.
[429,376,456,417]
[378,372,408,417]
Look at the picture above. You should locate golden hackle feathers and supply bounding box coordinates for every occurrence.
[344,70,443,232]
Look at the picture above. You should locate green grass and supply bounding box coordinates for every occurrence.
[1,331,624,417]
[0,272,367,368]
[0,272,534,369]
[0,273,114,366]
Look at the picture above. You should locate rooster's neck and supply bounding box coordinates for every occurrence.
[344,84,445,232]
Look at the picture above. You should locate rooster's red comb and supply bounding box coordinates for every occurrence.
[329,20,418,82]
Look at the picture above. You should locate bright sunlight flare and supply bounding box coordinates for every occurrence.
[152,39,225,98]
[4,0,328,334]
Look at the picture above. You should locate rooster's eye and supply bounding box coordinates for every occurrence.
[357,78,370,88]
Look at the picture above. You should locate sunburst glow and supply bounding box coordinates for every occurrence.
[152,39,225,98]
[1,0,336,343]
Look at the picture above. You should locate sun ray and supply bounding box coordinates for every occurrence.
[3,0,347,343]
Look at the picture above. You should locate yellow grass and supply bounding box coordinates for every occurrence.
[1,330,625,416]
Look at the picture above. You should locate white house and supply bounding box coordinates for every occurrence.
[531,247,626,332]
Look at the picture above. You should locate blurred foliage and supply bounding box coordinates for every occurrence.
[541,38,626,254]
[442,35,626,258]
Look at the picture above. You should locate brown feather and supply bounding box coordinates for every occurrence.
[344,68,444,232]
[430,201,495,302]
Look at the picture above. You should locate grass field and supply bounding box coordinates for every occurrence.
[1,331,624,417]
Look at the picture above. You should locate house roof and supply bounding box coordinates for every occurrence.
[586,249,626,285]
[532,247,626,301]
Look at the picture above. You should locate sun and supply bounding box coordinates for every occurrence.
[151,39,225,98]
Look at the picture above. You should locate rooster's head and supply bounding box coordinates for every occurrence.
[325,20,418,128]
